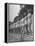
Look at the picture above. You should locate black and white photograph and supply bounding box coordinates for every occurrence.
[5,3,34,43]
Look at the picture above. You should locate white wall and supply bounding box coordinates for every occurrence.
[9,5,20,22]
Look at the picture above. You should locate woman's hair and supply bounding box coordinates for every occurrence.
[19,8,28,18]
[14,5,33,23]
[19,5,33,18]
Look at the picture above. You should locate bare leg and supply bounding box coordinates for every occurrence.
[28,23,32,33]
